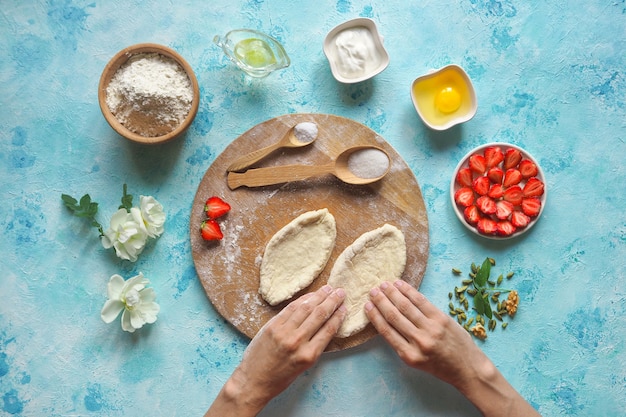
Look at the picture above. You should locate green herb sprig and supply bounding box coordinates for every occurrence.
[61,193,104,236]
[448,257,517,338]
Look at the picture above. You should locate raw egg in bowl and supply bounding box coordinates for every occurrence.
[411,64,477,130]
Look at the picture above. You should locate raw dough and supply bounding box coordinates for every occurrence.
[259,208,336,306]
[328,224,406,338]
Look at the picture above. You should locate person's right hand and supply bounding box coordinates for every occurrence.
[365,280,540,417]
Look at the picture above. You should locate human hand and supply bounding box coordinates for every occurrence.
[205,285,346,417]
[365,280,540,417]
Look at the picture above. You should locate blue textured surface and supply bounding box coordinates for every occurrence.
[1,1,625,416]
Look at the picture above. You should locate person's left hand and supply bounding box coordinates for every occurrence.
[205,284,346,417]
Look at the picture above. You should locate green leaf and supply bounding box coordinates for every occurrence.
[61,194,78,208]
[483,296,493,319]
[474,292,485,315]
[474,258,492,288]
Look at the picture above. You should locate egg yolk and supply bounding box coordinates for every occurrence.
[435,86,461,114]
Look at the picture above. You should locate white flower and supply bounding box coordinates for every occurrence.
[139,195,166,238]
[101,208,148,262]
[101,273,160,332]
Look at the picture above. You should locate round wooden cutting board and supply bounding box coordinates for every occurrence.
[190,114,429,352]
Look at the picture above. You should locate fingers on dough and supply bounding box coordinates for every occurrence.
[259,209,337,306]
[327,224,406,338]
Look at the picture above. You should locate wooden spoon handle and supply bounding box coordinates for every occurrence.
[227,141,283,172]
[227,165,332,189]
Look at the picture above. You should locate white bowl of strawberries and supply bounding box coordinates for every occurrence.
[451,143,546,239]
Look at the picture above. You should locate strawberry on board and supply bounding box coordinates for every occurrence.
[504,148,522,170]
[523,177,545,197]
[476,218,498,235]
[476,195,497,215]
[456,167,474,187]
[484,146,504,168]
[463,205,481,225]
[200,219,224,240]
[502,185,523,205]
[503,168,523,187]
[522,197,542,217]
[496,220,517,237]
[519,159,538,178]
[205,196,231,219]
[469,154,487,174]
[472,176,491,196]
[454,187,475,207]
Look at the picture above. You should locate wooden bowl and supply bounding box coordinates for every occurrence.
[98,43,199,145]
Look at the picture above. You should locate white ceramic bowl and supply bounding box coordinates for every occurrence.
[411,64,477,130]
[450,143,547,239]
[323,18,390,83]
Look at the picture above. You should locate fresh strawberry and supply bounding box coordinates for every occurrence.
[468,154,487,175]
[511,210,531,228]
[522,198,542,217]
[463,205,481,225]
[523,177,545,197]
[496,220,517,237]
[200,219,223,240]
[502,185,523,205]
[488,183,504,199]
[205,196,231,219]
[518,159,538,178]
[487,167,504,184]
[484,146,504,168]
[472,176,491,196]
[476,195,497,215]
[454,187,475,207]
[456,167,474,187]
[503,169,522,187]
[495,200,514,220]
[476,218,498,235]
[504,148,522,170]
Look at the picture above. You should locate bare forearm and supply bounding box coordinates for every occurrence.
[204,370,269,417]
[456,358,540,417]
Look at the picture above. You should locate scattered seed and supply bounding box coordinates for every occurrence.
[494,312,503,321]
[497,274,503,285]
[466,317,474,326]
[455,308,465,314]
[471,263,478,273]
[498,309,508,316]
[449,310,457,316]
[452,268,462,275]
[448,292,453,299]
[502,322,508,329]
[488,257,496,266]
[488,280,496,287]
[449,302,455,310]
[463,299,469,310]
[467,288,477,296]
[469,272,476,279]
[457,316,464,324]
[507,271,514,279]
[497,301,502,311]
[491,294,499,302]
[459,313,467,320]
[462,278,473,285]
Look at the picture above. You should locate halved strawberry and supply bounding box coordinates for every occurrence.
[484,146,504,168]
[503,169,522,187]
[476,196,497,215]
[476,218,498,235]
[468,154,487,175]
[488,183,504,199]
[511,210,531,228]
[518,159,538,178]
[487,167,504,184]
[472,176,491,196]
[523,177,545,197]
[496,220,517,237]
[200,219,223,240]
[502,185,523,205]
[522,198,542,217]
[205,196,231,219]
[495,200,514,220]
[504,148,522,170]
[456,167,474,187]
[463,205,481,225]
[454,187,475,207]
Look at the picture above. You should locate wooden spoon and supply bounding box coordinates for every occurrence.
[227,124,317,172]
[227,145,390,189]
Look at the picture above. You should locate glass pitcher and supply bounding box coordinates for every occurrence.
[214,29,290,78]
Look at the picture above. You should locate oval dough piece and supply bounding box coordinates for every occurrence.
[259,208,336,306]
[328,224,406,338]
